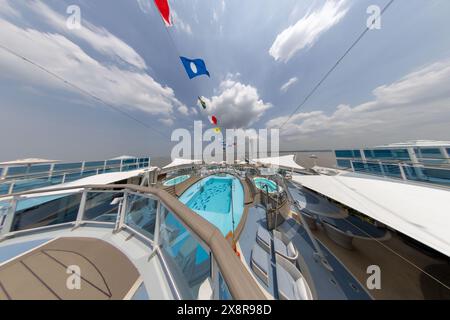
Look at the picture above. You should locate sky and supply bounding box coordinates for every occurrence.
[0,0,450,161]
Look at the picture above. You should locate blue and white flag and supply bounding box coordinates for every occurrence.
[180,56,210,79]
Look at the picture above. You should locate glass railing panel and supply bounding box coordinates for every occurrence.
[28,164,51,174]
[0,183,10,195]
[5,166,28,178]
[159,205,211,299]
[382,164,402,178]
[124,193,158,240]
[218,271,232,300]
[49,175,64,185]
[84,161,105,169]
[418,158,449,165]
[422,167,450,185]
[53,162,83,172]
[123,165,138,171]
[12,178,52,193]
[64,171,83,182]
[82,191,122,223]
[123,158,138,165]
[0,200,11,231]
[80,170,98,178]
[105,159,121,166]
[104,167,120,173]
[11,193,82,232]
[352,161,368,173]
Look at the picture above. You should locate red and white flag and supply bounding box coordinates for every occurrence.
[154,0,172,26]
[208,115,218,125]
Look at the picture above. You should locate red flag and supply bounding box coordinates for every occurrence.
[154,0,171,26]
[208,115,218,125]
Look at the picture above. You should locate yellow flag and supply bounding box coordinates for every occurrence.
[213,127,221,133]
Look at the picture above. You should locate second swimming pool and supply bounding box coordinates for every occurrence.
[179,175,244,236]
[163,174,190,186]
[253,177,282,193]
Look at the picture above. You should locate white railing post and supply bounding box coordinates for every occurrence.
[0,197,18,236]
[114,190,128,232]
[153,200,161,246]
[8,182,14,195]
[75,191,88,226]
[399,163,407,181]
[379,161,386,177]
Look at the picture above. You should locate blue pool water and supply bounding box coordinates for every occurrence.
[179,175,244,236]
[253,177,280,193]
[163,174,190,186]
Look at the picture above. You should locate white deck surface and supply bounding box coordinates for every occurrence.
[292,173,450,257]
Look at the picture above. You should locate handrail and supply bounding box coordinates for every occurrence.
[0,183,266,300]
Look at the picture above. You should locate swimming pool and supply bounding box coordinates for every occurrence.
[179,175,244,236]
[163,174,190,186]
[253,177,281,193]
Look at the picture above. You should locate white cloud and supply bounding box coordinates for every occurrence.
[178,105,190,116]
[267,59,450,146]
[172,10,192,35]
[26,1,147,70]
[280,77,299,93]
[158,118,174,126]
[0,17,184,116]
[136,0,152,14]
[0,0,20,18]
[202,78,272,129]
[269,0,349,62]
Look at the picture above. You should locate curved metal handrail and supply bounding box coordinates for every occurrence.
[0,183,266,300]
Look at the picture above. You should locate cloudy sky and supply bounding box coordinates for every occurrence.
[0,0,449,161]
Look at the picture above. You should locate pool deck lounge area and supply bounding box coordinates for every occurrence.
[1,156,449,300]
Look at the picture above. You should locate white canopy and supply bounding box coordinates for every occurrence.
[252,155,304,170]
[12,169,152,199]
[0,158,60,166]
[163,158,202,169]
[109,155,136,160]
[292,173,450,257]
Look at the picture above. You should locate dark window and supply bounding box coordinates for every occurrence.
[352,150,361,158]
[417,148,444,159]
[367,162,382,174]
[335,150,354,158]
[382,164,402,178]
[352,161,367,172]
[373,149,392,159]
[364,150,374,159]
[336,159,351,168]
[390,149,410,160]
